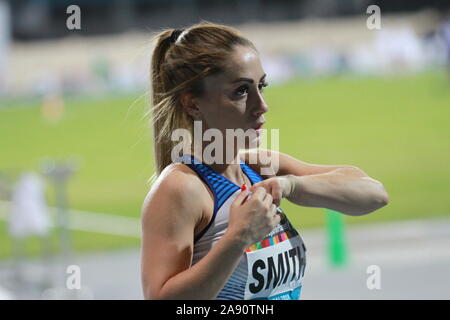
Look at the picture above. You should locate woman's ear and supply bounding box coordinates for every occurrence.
[180,92,200,119]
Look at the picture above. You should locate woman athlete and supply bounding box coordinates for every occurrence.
[141,22,389,300]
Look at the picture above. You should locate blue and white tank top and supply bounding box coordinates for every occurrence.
[177,155,307,300]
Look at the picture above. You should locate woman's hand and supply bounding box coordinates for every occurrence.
[227,187,281,248]
[248,175,295,207]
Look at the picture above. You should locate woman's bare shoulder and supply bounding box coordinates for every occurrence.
[141,163,208,222]
[152,162,204,193]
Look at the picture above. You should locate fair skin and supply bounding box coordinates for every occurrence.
[141,45,389,300]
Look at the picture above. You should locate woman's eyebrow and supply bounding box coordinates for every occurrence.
[231,74,266,84]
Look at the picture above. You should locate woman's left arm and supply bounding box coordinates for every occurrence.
[242,149,389,216]
[281,168,389,216]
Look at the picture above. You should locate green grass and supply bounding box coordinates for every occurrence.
[1,71,449,259]
[0,220,140,260]
[266,72,450,227]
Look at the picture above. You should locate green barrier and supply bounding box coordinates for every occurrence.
[325,209,348,267]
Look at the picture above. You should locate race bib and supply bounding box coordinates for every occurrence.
[244,211,307,300]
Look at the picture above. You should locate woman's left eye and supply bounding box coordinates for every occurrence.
[259,82,269,92]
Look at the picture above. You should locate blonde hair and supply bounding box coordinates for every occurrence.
[149,21,256,176]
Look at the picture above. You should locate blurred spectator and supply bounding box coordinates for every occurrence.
[374,27,424,74]
[0,0,11,95]
[8,172,51,239]
[439,15,450,75]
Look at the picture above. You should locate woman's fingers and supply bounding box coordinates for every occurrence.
[251,186,267,202]
[233,188,250,206]
[271,182,282,207]
[263,192,273,207]
[251,179,282,206]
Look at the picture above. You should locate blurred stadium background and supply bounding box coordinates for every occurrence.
[0,0,449,299]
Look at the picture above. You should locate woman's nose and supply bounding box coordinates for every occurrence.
[253,93,269,117]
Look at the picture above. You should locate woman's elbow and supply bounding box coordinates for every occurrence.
[373,182,389,207]
[340,185,389,216]
[142,277,164,300]
[354,188,389,216]
[142,289,153,300]
[379,189,389,207]
[142,283,154,300]
[143,287,167,300]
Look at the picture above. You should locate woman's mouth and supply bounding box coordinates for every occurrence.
[253,121,265,129]
[253,122,265,135]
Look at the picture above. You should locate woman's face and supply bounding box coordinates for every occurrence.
[192,45,269,148]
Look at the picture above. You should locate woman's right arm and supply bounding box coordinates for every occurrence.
[141,166,279,300]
